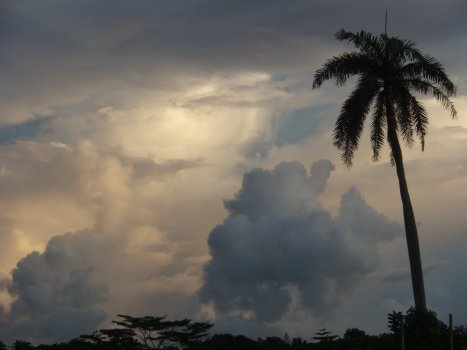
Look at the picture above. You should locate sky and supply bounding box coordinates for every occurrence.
[1,0,467,344]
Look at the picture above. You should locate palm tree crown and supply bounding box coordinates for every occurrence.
[313,29,456,166]
[313,29,457,310]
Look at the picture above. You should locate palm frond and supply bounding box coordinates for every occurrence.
[389,150,395,166]
[370,92,386,161]
[408,95,429,150]
[335,29,383,57]
[406,79,457,118]
[402,57,456,96]
[393,86,415,147]
[312,52,373,88]
[385,37,423,65]
[384,100,400,162]
[333,77,380,166]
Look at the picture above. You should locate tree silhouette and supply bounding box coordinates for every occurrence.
[387,311,404,334]
[203,333,260,350]
[312,328,339,350]
[404,307,447,350]
[342,328,380,350]
[12,340,34,350]
[79,328,140,350]
[453,325,467,350]
[313,29,456,309]
[112,314,212,349]
[313,329,338,342]
[5,314,467,350]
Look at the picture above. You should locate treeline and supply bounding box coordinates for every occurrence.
[2,308,467,350]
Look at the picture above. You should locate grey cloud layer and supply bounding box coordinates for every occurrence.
[200,160,401,323]
[2,0,466,123]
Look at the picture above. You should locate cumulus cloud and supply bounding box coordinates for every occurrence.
[0,223,203,344]
[0,231,107,343]
[200,160,401,323]
[224,162,320,220]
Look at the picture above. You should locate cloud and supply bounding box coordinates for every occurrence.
[120,155,205,180]
[0,139,209,343]
[223,161,320,220]
[3,0,465,125]
[199,160,401,323]
[275,105,333,147]
[382,261,449,284]
[337,187,401,243]
[382,270,411,284]
[1,231,108,343]
[310,159,335,195]
[240,104,336,159]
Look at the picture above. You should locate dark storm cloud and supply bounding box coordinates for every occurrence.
[0,231,108,343]
[200,160,401,323]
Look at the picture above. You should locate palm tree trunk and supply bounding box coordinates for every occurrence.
[387,114,427,310]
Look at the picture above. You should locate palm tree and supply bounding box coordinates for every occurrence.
[312,29,456,309]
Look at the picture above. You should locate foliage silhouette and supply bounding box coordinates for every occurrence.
[312,329,339,350]
[313,29,457,309]
[387,310,405,349]
[387,310,404,334]
[202,333,260,350]
[13,340,34,350]
[404,307,447,350]
[342,328,381,350]
[78,328,140,350]
[453,325,467,350]
[312,329,338,343]
[2,312,467,349]
[261,336,289,349]
[111,314,212,349]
